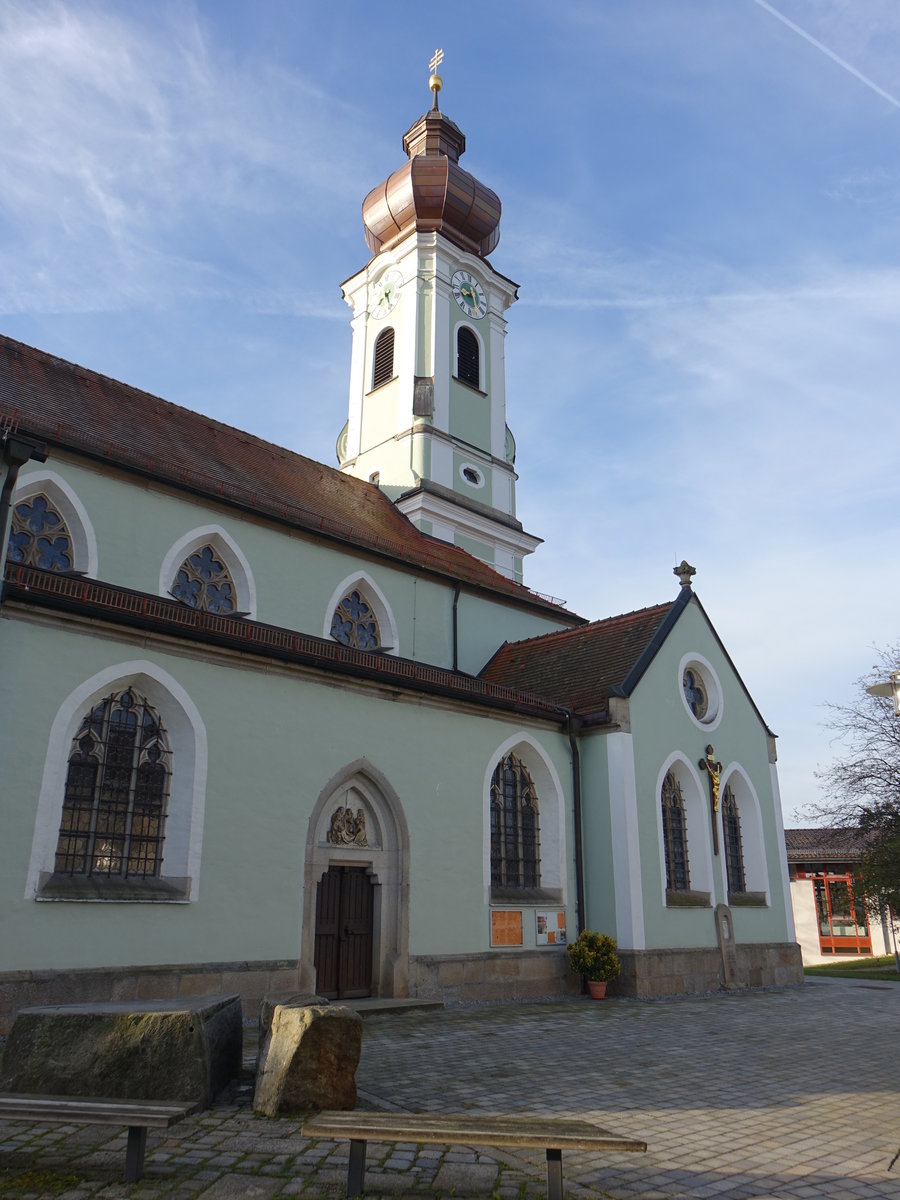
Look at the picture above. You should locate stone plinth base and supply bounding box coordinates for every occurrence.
[408,950,579,1004]
[0,960,303,1036]
[254,1004,362,1116]
[613,942,804,999]
[0,995,242,1105]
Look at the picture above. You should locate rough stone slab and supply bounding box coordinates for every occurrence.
[253,1004,362,1117]
[0,995,241,1106]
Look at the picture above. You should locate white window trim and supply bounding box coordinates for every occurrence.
[678,651,723,731]
[655,752,714,907]
[324,571,399,655]
[719,764,770,903]
[160,525,257,619]
[25,660,208,902]
[482,732,566,907]
[11,469,99,577]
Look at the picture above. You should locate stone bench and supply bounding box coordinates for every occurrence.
[302,1110,647,1199]
[0,1093,195,1182]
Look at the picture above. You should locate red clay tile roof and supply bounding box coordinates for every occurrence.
[0,333,577,618]
[784,828,866,863]
[479,600,674,715]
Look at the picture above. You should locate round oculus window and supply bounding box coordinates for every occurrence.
[459,463,485,488]
[679,656,722,727]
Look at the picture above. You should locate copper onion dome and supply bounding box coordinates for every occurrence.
[362,94,501,259]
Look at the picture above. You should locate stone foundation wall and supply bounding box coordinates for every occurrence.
[613,941,804,999]
[0,960,302,1037]
[408,950,580,1004]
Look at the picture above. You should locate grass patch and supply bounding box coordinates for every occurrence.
[0,1167,84,1195]
[804,954,900,981]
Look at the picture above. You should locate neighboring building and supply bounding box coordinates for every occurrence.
[0,73,802,1031]
[785,828,894,963]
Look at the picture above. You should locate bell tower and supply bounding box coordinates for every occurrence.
[337,54,540,584]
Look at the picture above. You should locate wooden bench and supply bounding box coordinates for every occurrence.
[0,1094,195,1182]
[302,1110,647,1199]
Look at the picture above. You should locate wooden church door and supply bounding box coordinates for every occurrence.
[314,866,374,999]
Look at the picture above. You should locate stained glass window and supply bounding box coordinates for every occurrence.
[683,668,708,720]
[55,689,171,879]
[722,784,746,895]
[6,493,74,571]
[490,754,540,890]
[331,589,380,650]
[662,770,690,893]
[171,544,236,614]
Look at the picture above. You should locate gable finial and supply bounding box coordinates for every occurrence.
[674,559,696,589]
[428,48,444,110]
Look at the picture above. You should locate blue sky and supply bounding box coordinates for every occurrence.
[1,0,898,823]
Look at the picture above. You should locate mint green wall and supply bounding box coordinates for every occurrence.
[0,617,575,972]
[14,458,572,674]
[577,733,617,932]
[625,599,791,949]
[455,531,492,564]
[448,376,490,449]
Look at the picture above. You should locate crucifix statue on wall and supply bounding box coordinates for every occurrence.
[699,743,723,855]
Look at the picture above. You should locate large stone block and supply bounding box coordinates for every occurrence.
[0,995,241,1106]
[253,1004,362,1117]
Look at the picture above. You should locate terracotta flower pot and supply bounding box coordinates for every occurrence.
[587,979,608,1000]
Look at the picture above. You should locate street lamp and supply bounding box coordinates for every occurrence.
[865,669,900,717]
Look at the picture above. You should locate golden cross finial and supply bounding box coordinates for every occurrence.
[428,48,444,110]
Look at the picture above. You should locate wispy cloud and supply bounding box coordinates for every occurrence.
[0,2,381,316]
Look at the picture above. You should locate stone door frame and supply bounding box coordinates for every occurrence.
[300,759,410,998]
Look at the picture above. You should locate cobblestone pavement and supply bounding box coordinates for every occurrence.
[1,978,898,1199]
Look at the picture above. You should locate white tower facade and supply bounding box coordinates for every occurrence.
[337,81,540,584]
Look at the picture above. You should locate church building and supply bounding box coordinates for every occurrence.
[0,66,802,1031]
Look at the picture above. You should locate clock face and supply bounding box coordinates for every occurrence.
[371,269,402,319]
[451,270,487,319]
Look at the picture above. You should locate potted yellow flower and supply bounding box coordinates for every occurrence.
[567,930,621,999]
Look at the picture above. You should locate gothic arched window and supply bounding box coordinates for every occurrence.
[457,326,480,389]
[662,770,690,893]
[722,784,746,895]
[372,327,394,388]
[55,689,171,880]
[6,493,74,572]
[490,754,540,890]
[330,589,380,651]
[171,544,236,614]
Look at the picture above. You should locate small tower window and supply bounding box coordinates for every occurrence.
[457,327,480,389]
[372,328,394,388]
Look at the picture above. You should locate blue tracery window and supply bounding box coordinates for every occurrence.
[722,784,746,895]
[55,689,171,879]
[683,668,708,720]
[171,545,235,614]
[662,770,690,893]
[6,494,73,571]
[490,754,540,890]
[331,589,380,650]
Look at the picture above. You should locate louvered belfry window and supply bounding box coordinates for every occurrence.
[661,770,690,893]
[490,754,540,890]
[722,784,746,895]
[457,327,480,388]
[372,328,394,388]
[55,689,171,879]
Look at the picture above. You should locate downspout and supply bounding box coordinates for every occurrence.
[565,709,586,936]
[0,433,46,610]
[451,581,461,672]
